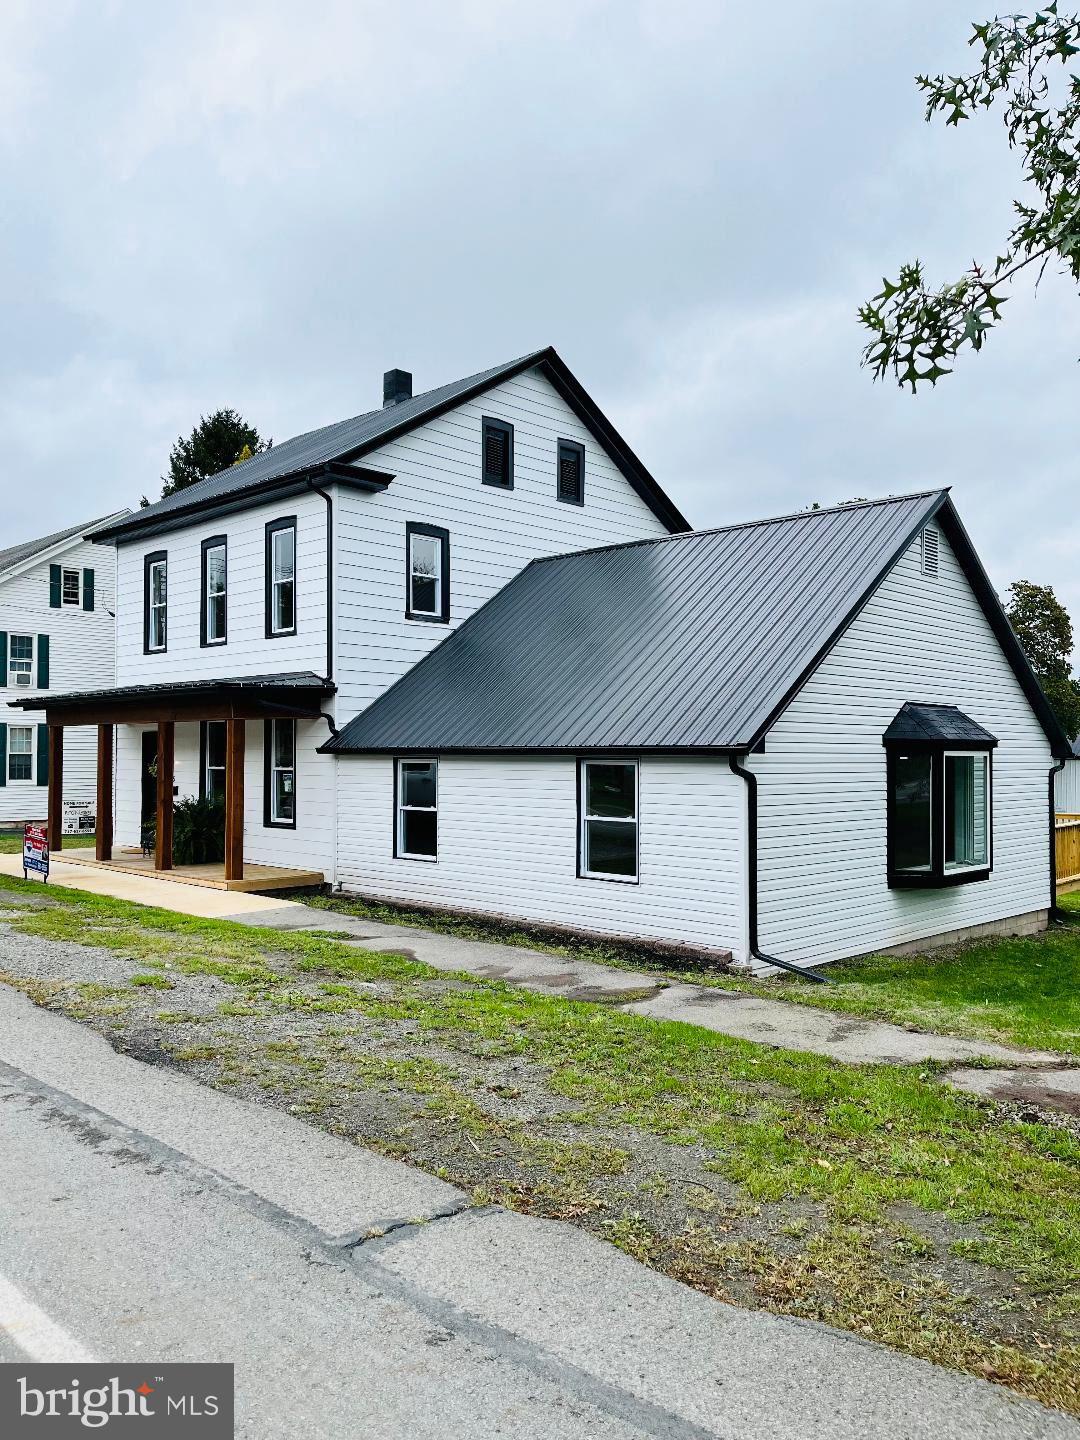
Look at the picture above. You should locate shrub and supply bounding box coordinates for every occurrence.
[172,796,225,866]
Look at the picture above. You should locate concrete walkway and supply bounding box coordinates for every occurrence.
[3,855,1076,1114]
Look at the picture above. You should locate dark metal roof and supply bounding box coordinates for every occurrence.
[94,348,689,542]
[8,672,334,712]
[0,510,130,576]
[327,491,960,755]
[883,703,997,746]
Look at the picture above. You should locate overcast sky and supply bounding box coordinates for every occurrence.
[3,1,1078,639]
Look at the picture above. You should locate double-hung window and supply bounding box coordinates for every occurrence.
[396,759,437,860]
[579,760,638,881]
[61,568,80,606]
[8,726,33,781]
[885,704,993,887]
[201,536,227,646]
[202,721,227,804]
[405,524,450,623]
[265,718,296,827]
[8,635,33,688]
[482,417,513,489]
[266,518,296,637]
[144,552,167,653]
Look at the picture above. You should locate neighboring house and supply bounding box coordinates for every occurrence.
[12,352,1069,974]
[14,350,685,883]
[0,513,127,828]
[1054,737,1080,813]
[324,490,1070,973]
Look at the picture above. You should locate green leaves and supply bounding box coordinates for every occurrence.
[861,8,1080,388]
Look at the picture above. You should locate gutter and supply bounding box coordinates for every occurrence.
[728,754,830,983]
[1050,755,1068,921]
[305,477,335,684]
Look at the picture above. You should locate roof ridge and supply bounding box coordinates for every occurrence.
[529,488,948,567]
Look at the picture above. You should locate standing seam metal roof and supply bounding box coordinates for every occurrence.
[326,490,951,754]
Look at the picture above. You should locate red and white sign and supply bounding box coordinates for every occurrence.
[22,822,49,882]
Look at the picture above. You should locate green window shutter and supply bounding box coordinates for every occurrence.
[0,632,6,687]
[49,565,61,608]
[0,724,6,787]
[36,725,49,786]
[37,635,49,689]
[83,567,95,611]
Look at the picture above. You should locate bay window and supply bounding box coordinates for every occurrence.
[884,703,994,887]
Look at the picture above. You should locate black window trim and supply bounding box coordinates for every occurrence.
[884,738,995,888]
[200,720,227,804]
[393,755,438,862]
[576,756,640,885]
[263,716,298,829]
[556,438,586,507]
[200,534,228,648]
[481,416,514,490]
[405,522,450,624]
[143,549,168,654]
[264,516,297,639]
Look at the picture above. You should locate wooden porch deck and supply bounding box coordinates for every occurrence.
[58,850,324,894]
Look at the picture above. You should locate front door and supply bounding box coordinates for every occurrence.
[140,730,157,828]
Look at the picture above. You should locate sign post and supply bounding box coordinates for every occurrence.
[22,823,49,884]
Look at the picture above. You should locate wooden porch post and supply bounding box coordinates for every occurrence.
[224,717,245,882]
[96,725,113,862]
[47,725,63,853]
[155,720,174,871]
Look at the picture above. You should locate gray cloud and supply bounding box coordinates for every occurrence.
[2,1,1077,641]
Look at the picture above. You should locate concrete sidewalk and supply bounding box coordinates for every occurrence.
[2,854,1075,1110]
[1,983,1072,1440]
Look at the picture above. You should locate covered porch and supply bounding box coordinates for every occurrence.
[56,850,325,893]
[10,672,334,885]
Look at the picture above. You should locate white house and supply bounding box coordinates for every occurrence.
[12,350,1069,975]
[322,491,1070,973]
[1054,740,1080,813]
[15,350,685,883]
[0,513,127,829]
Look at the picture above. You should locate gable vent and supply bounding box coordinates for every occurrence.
[920,526,939,577]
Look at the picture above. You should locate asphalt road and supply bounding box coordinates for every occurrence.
[0,983,1074,1440]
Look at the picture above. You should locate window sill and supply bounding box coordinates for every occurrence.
[397,853,438,863]
[579,871,639,885]
[405,612,449,625]
[889,867,991,889]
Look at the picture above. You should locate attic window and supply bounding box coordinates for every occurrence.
[482,418,513,490]
[557,440,585,506]
[920,526,939,577]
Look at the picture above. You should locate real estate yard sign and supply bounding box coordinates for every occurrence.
[22,823,48,883]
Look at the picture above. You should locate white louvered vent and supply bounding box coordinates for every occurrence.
[920,526,939,577]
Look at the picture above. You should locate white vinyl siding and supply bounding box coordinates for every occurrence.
[337,756,745,958]
[0,535,116,824]
[750,527,1053,968]
[1055,759,1080,813]
[114,493,328,686]
[333,367,671,717]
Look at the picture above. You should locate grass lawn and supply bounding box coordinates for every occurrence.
[0,832,95,855]
[0,875,1077,1414]
[304,891,1080,1057]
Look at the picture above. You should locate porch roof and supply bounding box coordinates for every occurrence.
[7,671,335,725]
